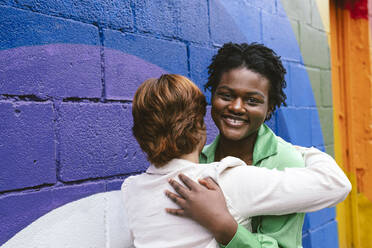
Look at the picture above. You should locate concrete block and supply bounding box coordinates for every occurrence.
[189,45,216,103]
[290,20,300,44]
[104,47,166,100]
[176,0,209,43]
[9,0,132,30]
[276,107,312,147]
[311,0,330,32]
[276,0,287,17]
[300,24,330,69]
[307,220,339,248]
[289,20,300,43]
[0,182,105,245]
[205,106,219,145]
[306,67,322,107]
[311,109,325,147]
[318,107,334,146]
[135,0,210,43]
[104,30,188,76]
[0,0,13,4]
[262,12,301,61]
[303,208,336,230]
[209,0,261,45]
[0,44,101,98]
[302,232,311,248]
[0,101,56,192]
[289,63,316,107]
[0,6,99,50]
[280,0,311,23]
[59,102,147,182]
[133,0,177,38]
[320,70,333,107]
[246,0,276,14]
[325,144,335,157]
[276,107,291,143]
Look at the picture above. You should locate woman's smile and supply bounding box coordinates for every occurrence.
[211,67,270,142]
[221,114,248,128]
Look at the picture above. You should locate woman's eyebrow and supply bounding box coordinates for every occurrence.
[245,92,265,98]
[216,85,265,98]
[216,85,232,91]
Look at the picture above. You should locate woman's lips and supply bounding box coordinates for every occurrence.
[222,115,248,127]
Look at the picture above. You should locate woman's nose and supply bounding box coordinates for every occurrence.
[228,98,245,114]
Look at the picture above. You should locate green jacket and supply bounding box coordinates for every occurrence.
[200,124,305,248]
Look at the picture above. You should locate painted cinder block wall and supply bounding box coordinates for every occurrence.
[0,0,337,247]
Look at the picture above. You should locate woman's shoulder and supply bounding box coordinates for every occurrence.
[273,136,305,169]
[256,124,305,170]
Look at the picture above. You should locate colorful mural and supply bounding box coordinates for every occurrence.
[0,0,343,247]
[330,0,372,247]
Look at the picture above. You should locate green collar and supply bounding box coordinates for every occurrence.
[200,124,278,165]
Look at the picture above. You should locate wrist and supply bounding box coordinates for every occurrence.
[211,213,238,245]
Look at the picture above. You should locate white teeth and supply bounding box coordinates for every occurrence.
[225,117,244,125]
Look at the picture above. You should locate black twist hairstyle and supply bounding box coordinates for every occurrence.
[205,42,287,120]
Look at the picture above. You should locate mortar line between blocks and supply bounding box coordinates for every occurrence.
[206,0,213,46]
[186,44,191,78]
[52,100,62,182]
[99,26,106,102]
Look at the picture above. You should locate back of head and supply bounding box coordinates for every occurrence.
[205,42,287,120]
[132,74,207,167]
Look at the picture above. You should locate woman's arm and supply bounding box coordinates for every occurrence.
[206,146,351,217]
[218,147,351,216]
[165,147,351,247]
[166,174,278,248]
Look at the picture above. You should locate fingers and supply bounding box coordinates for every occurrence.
[199,177,219,190]
[165,190,187,217]
[169,178,190,198]
[178,173,200,191]
[165,208,186,217]
[165,190,187,208]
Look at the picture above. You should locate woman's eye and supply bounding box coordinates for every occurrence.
[246,97,259,104]
[218,93,232,100]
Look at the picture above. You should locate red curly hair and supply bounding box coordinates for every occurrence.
[132,74,207,167]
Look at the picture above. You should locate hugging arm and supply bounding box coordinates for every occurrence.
[166,173,278,247]
[219,147,351,217]
[165,147,351,247]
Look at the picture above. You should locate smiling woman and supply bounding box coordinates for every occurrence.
[205,43,287,166]
[212,68,270,143]
[172,42,311,248]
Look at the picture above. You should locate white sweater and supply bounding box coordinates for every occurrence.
[121,147,351,248]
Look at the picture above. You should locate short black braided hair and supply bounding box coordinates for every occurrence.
[205,42,287,120]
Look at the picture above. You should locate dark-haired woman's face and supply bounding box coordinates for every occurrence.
[211,67,270,142]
